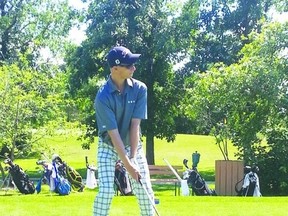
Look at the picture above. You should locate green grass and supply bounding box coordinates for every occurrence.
[2,133,286,216]
[11,133,237,180]
[1,185,288,216]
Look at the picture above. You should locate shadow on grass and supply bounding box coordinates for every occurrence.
[152,184,179,196]
[150,168,216,182]
[152,184,175,192]
[0,193,14,196]
[198,169,215,181]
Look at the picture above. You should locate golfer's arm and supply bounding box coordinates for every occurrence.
[129,118,141,159]
[108,129,131,167]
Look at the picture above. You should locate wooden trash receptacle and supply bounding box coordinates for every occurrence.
[215,160,244,196]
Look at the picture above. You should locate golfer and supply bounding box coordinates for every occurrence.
[93,46,155,216]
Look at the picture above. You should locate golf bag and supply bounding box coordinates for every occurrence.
[183,159,216,196]
[36,160,54,193]
[36,159,71,195]
[235,165,261,197]
[114,160,133,196]
[52,155,84,192]
[85,156,97,189]
[4,158,35,194]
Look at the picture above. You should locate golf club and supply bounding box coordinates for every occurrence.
[139,179,160,216]
[163,158,190,196]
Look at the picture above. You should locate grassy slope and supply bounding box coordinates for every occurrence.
[152,134,237,168]
[14,133,237,179]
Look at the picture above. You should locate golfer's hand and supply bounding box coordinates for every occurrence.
[127,158,142,181]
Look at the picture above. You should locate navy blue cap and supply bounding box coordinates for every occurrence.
[107,46,141,67]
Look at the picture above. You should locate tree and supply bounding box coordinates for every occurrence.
[0,62,71,181]
[185,21,288,164]
[0,0,82,157]
[67,0,184,164]
[0,0,82,181]
[0,0,75,65]
[0,63,69,158]
[177,0,274,75]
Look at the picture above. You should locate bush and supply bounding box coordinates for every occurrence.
[257,127,288,195]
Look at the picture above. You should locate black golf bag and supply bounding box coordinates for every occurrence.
[114,160,133,196]
[183,159,216,196]
[235,165,260,197]
[4,158,35,194]
[52,155,85,192]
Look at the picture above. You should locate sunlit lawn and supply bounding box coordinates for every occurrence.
[10,133,238,180]
[1,185,288,216]
[1,133,286,216]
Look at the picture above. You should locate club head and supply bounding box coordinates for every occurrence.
[183,159,189,169]
[4,158,11,164]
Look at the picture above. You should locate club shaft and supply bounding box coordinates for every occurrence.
[163,158,182,181]
[139,180,160,216]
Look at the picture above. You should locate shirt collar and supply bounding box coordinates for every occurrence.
[107,76,134,93]
[126,78,133,87]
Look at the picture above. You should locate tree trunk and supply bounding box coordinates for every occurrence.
[146,131,155,165]
[145,57,155,165]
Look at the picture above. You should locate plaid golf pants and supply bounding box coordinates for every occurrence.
[93,139,154,216]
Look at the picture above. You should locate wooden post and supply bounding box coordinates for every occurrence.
[215,160,244,196]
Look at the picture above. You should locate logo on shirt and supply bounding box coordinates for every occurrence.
[128,100,135,104]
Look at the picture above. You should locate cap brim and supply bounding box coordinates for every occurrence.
[128,54,141,64]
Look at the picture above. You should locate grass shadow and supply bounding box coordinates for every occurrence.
[198,169,215,181]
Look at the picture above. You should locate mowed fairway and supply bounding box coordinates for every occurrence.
[1,134,287,215]
[1,187,288,216]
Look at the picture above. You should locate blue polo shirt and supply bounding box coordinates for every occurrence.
[94,77,147,147]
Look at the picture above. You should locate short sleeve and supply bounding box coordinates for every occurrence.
[95,93,117,132]
[132,82,147,119]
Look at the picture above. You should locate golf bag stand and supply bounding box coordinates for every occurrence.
[0,171,14,194]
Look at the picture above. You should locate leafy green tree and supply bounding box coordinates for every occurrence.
[186,21,288,165]
[0,0,82,157]
[0,63,69,159]
[177,0,274,75]
[67,0,184,164]
[272,0,288,12]
[0,62,72,180]
[247,22,288,195]
[0,0,75,65]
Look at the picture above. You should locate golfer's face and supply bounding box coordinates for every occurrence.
[118,64,136,78]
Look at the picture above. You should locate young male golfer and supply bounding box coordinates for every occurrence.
[93,46,155,216]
